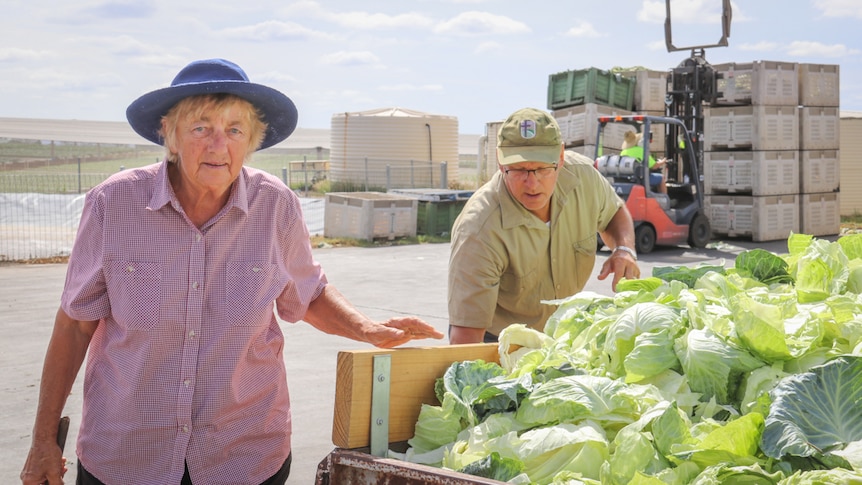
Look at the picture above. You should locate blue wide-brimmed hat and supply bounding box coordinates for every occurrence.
[126,58,298,150]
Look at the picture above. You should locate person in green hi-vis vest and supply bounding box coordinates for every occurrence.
[620,130,667,194]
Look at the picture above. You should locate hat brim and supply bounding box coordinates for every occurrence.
[125,80,297,150]
[497,145,562,166]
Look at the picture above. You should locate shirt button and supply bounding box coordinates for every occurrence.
[126,266,135,272]
[182,425,189,433]
[192,282,199,290]
[183,379,191,387]
[189,330,196,338]
[195,234,202,242]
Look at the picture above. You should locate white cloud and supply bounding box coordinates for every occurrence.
[281,1,434,30]
[378,84,443,92]
[647,40,667,51]
[0,48,54,62]
[474,41,501,54]
[0,66,122,92]
[434,11,530,36]
[77,0,156,20]
[257,71,299,84]
[638,0,666,23]
[639,0,734,23]
[59,34,155,57]
[134,54,193,68]
[564,21,603,38]
[320,51,383,67]
[220,20,332,42]
[329,11,435,30]
[738,41,781,51]
[786,41,859,57]
[814,0,862,19]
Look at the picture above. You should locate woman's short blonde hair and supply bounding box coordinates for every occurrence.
[160,93,268,163]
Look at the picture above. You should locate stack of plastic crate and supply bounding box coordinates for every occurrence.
[797,63,841,237]
[619,68,669,157]
[547,67,636,158]
[703,60,802,242]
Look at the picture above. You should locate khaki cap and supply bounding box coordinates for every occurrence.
[497,107,562,165]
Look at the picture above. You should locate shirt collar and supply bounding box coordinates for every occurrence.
[497,172,544,230]
[496,167,572,230]
[147,161,250,217]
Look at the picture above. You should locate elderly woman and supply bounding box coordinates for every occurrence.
[21,59,442,485]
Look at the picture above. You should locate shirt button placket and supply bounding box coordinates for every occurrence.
[177,231,205,443]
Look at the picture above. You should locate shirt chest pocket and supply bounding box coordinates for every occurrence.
[498,267,542,308]
[105,260,163,330]
[226,261,283,326]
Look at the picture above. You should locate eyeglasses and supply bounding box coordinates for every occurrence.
[504,166,558,182]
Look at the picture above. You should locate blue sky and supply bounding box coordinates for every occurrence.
[1,0,860,135]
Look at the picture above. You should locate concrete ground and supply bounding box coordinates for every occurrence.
[1,238,790,484]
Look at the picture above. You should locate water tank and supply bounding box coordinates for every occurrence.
[330,108,459,190]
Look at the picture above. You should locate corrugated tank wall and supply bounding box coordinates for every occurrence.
[330,108,459,189]
[840,115,862,216]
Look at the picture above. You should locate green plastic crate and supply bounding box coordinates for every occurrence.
[417,200,467,237]
[547,68,635,111]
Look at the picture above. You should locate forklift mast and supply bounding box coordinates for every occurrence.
[663,0,731,180]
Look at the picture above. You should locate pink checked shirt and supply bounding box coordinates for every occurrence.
[61,162,326,484]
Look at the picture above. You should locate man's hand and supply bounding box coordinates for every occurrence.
[597,250,640,292]
[364,317,444,349]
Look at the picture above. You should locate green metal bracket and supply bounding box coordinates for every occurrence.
[370,354,391,457]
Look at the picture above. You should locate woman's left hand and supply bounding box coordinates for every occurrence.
[366,317,444,348]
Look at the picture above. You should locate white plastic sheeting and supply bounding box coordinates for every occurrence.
[0,193,325,261]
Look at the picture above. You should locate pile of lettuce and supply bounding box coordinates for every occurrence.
[393,234,862,484]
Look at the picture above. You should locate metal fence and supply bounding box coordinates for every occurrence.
[0,161,462,261]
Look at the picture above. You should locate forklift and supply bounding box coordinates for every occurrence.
[594,115,709,254]
[594,0,731,254]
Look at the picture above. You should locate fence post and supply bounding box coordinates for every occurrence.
[303,156,309,197]
[440,161,448,189]
[77,157,82,194]
[429,161,434,188]
[281,167,288,187]
[386,165,391,192]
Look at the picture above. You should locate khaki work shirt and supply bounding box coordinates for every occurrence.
[448,151,624,337]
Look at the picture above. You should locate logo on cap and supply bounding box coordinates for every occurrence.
[520,120,537,139]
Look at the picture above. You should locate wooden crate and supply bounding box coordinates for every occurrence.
[331,344,499,449]
[798,63,840,107]
[705,105,798,151]
[800,149,840,194]
[320,344,504,484]
[704,150,798,196]
[713,60,799,106]
[799,106,840,150]
[324,192,417,241]
[706,194,799,242]
[800,192,840,236]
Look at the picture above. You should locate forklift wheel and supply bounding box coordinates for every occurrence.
[687,213,711,248]
[635,225,656,255]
